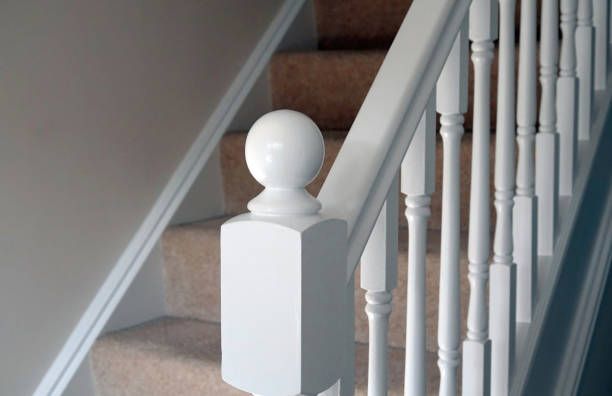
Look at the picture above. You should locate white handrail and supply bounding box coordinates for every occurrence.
[317,0,472,280]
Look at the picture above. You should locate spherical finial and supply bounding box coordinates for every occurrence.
[245,110,324,216]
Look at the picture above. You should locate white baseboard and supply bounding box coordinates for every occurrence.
[32,1,305,394]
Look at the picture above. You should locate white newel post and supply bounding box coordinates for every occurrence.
[401,93,435,396]
[536,0,560,257]
[464,0,497,394]
[220,110,347,396]
[576,0,595,141]
[558,0,579,196]
[593,0,608,90]
[436,19,468,396]
[514,0,538,325]
[361,174,399,396]
[490,0,517,395]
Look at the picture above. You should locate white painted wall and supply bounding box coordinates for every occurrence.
[0,0,283,394]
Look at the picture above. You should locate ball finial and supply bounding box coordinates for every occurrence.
[245,110,324,216]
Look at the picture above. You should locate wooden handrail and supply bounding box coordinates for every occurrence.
[317,0,472,281]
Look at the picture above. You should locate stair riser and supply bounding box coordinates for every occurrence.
[221,132,496,232]
[313,0,528,50]
[270,49,521,132]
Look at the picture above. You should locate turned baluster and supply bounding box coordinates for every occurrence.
[536,0,560,257]
[490,1,517,395]
[436,19,468,396]
[514,0,538,325]
[361,175,399,396]
[463,1,497,394]
[401,93,435,396]
[593,0,608,90]
[576,0,595,141]
[558,0,579,196]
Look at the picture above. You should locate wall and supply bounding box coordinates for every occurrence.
[0,0,284,394]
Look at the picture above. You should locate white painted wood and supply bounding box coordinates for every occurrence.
[490,1,517,395]
[317,0,472,280]
[245,110,325,216]
[514,0,538,325]
[361,175,399,396]
[319,279,355,396]
[576,0,595,141]
[536,0,560,257]
[593,0,608,90]
[222,110,346,396]
[401,93,436,396]
[558,0,579,196]
[340,277,356,396]
[436,19,468,396]
[463,1,497,394]
[31,2,307,394]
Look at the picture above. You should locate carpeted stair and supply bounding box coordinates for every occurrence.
[89,1,512,394]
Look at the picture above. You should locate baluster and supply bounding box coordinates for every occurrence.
[463,1,497,394]
[593,0,608,90]
[514,0,538,325]
[536,0,560,256]
[436,18,468,396]
[401,93,435,396]
[576,0,595,141]
[558,0,579,196]
[361,175,399,396]
[490,1,517,395]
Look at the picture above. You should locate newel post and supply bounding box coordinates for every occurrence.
[220,110,347,396]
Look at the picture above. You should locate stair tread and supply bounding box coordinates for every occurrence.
[91,316,444,395]
[161,216,471,351]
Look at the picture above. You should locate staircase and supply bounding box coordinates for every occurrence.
[87,0,608,395]
[89,2,462,394]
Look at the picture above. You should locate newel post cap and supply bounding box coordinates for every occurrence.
[245,110,325,216]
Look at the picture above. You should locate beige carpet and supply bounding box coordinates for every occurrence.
[91,317,447,396]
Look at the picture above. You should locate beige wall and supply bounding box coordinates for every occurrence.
[0,0,283,393]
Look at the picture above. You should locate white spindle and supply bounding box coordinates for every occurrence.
[576,0,595,141]
[558,0,579,196]
[361,176,399,396]
[593,0,608,90]
[463,1,496,395]
[514,0,538,324]
[401,93,435,396]
[490,1,517,395]
[436,19,468,396]
[536,0,560,256]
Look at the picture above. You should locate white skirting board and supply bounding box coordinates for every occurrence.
[31,1,306,395]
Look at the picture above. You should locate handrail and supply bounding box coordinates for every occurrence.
[317,0,472,280]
